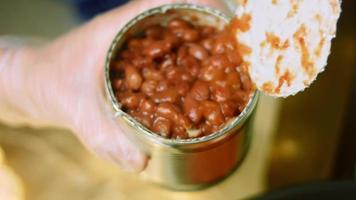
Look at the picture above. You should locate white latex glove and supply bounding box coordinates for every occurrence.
[0,0,226,172]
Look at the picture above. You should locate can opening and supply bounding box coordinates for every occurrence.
[104,4,259,146]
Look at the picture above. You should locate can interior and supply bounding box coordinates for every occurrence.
[104,4,259,147]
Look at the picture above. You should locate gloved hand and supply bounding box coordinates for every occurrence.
[0,0,226,172]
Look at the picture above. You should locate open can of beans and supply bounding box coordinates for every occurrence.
[104,3,259,190]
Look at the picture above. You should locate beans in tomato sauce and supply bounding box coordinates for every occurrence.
[110,18,252,139]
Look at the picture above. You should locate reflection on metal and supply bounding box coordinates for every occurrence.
[104,3,259,190]
[0,93,281,200]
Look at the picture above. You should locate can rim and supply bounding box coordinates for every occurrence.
[104,3,259,148]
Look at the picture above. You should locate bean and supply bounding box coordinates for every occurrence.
[171,27,199,42]
[152,90,179,104]
[235,94,248,113]
[201,101,225,126]
[111,79,124,91]
[232,91,250,112]
[190,80,210,101]
[156,103,191,129]
[179,56,200,77]
[168,18,191,29]
[176,82,190,96]
[180,71,194,82]
[210,79,228,89]
[188,43,208,60]
[156,80,170,92]
[176,115,192,129]
[177,46,189,65]
[125,66,142,90]
[212,40,227,54]
[187,129,203,138]
[201,123,212,135]
[201,123,219,135]
[132,56,152,68]
[165,66,179,80]
[143,40,167,58]
[172,125,189,139]
[185,64,200,78]
[160,53,177,69]
[201,38,214,52]
[165,66,193,83]
[142,67,163,81]
[203,54,233,69]
[117,92,144,110]
[227,71,241,90]
[183,95,203,124]
[220,100,239,118]
[211,86,232,102]
[239,70,253,91]
[152,117,172,138]
[163,31,180,49]
[182,29,199,42]
[139,99,156,116]
[212,35,234,54]
[155,103,179,121]
[199,65,224,82]
[141,80,157,96]
[226,49,242,66]
[131,111,153,129]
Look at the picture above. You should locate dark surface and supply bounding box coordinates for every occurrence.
[332,0,356,179]
[256,181,356,200]
[333,65,356,179]
[71,0,128,19]
[267,0,356,189]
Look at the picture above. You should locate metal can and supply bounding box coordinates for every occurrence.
[104,3,259,190]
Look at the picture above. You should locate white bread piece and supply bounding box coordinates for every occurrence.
[234,0,341,97]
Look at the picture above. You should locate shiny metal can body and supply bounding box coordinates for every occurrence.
[104,4,259,190]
